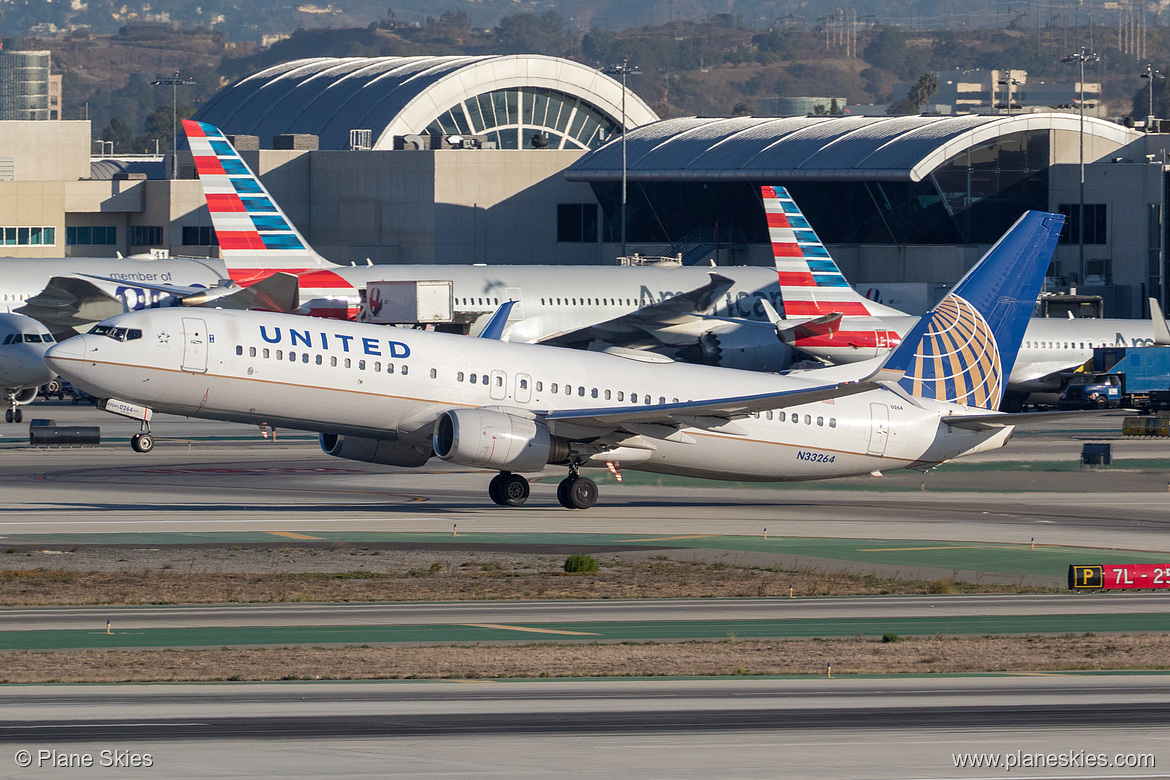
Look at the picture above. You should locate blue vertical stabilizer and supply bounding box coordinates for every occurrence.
[880,211,1065,409]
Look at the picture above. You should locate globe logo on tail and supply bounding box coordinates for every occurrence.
[899,294,1003,409]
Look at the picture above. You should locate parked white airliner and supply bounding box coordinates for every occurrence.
[46,210,1066,508]
[0,313,55,423]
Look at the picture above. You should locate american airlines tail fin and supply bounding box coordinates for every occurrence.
[879,211,1065,410]
[183,120,338,274]
[762,185,901,318]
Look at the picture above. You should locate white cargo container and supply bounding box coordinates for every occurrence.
[363,280,454,324]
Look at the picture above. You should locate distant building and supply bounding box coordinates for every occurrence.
[0,51,53,121]
[757,97,847,116]
[908,69,1103,117]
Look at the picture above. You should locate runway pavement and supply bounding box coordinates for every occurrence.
[7,594,1170,632]
[1,405,1169,550]
[1,676,1167,778]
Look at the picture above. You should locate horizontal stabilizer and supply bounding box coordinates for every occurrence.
[779,312,842,343]
[941,408,1131,431]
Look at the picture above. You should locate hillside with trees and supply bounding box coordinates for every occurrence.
[19,12,1170,150]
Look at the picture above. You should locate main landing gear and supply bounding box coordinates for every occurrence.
[488,472,530,506]
[486,463,599,509]
[556,461,597,510]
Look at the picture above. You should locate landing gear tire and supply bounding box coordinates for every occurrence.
[12,408,21,423]
[557,475,598,509]
[488,474,506,505]
[500,473,530,507]
[489,473,531,506]
[130,433,154,453]
[4,409,12,423]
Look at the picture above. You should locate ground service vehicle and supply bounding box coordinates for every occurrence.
[1058,346,1170,411]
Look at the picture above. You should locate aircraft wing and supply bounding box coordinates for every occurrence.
[544,379,878,434]
[16,276,126,334]
[537,272,737,349]
[81,272,300,313]
[941,409,1132,431]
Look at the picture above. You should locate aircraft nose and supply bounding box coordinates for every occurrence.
[44,335,87,371]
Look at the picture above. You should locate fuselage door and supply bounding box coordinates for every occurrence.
[867,402,889,456]
[515,372,533,404]
[489,369,507,401]
[504,287,523,321]
[181,317,208,374]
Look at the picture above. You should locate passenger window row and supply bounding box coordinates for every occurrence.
[750,409,837,428]
[538,297,636,306]
[235,344,413,376]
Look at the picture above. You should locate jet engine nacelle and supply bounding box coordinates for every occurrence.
[12,387,37,405]
[433,408,566,472]
[678,328,794,372]
[319,432,432,467]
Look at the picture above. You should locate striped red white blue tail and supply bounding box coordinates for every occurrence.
[763,185,887,318]
[184,120,337,272]
[184,120,356,318]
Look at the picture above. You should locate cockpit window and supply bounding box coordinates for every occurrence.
[22,334,44,343]
[1,334,11,345]
[93,326,143,342]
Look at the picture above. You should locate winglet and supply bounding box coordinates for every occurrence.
[479,300,517,340]
[1150,297,1170,346]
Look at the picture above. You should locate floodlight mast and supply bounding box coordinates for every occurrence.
[151,71,196,180]
[1061,47,1099,284]
[603,60,640,259]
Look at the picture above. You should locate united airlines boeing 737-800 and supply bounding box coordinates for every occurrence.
[46,210,1066,508]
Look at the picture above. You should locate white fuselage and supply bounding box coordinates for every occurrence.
[0,257,227,314]
[796,313,1166,391]
[47,308,1014,483]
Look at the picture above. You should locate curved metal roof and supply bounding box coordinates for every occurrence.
[565,113,1140,183]
[194,55,659,151]
[89,158,165,180]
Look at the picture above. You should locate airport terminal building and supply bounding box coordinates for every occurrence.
[1,54,1169,316]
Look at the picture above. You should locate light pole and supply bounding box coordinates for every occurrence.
[151,71,196,179]
[603,60,639,259]
[1141,64,1164,129]
[996,69,1019,113]
[1061,47,1099,285]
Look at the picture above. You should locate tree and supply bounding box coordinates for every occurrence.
[100,117,135,154]
[495,12,571,56]
[887,72,939,116]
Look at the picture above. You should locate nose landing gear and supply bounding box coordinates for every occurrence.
[4,392,23,424]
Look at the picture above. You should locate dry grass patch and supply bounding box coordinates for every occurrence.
[0,552,1054,606]
[2,633,1166,684]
